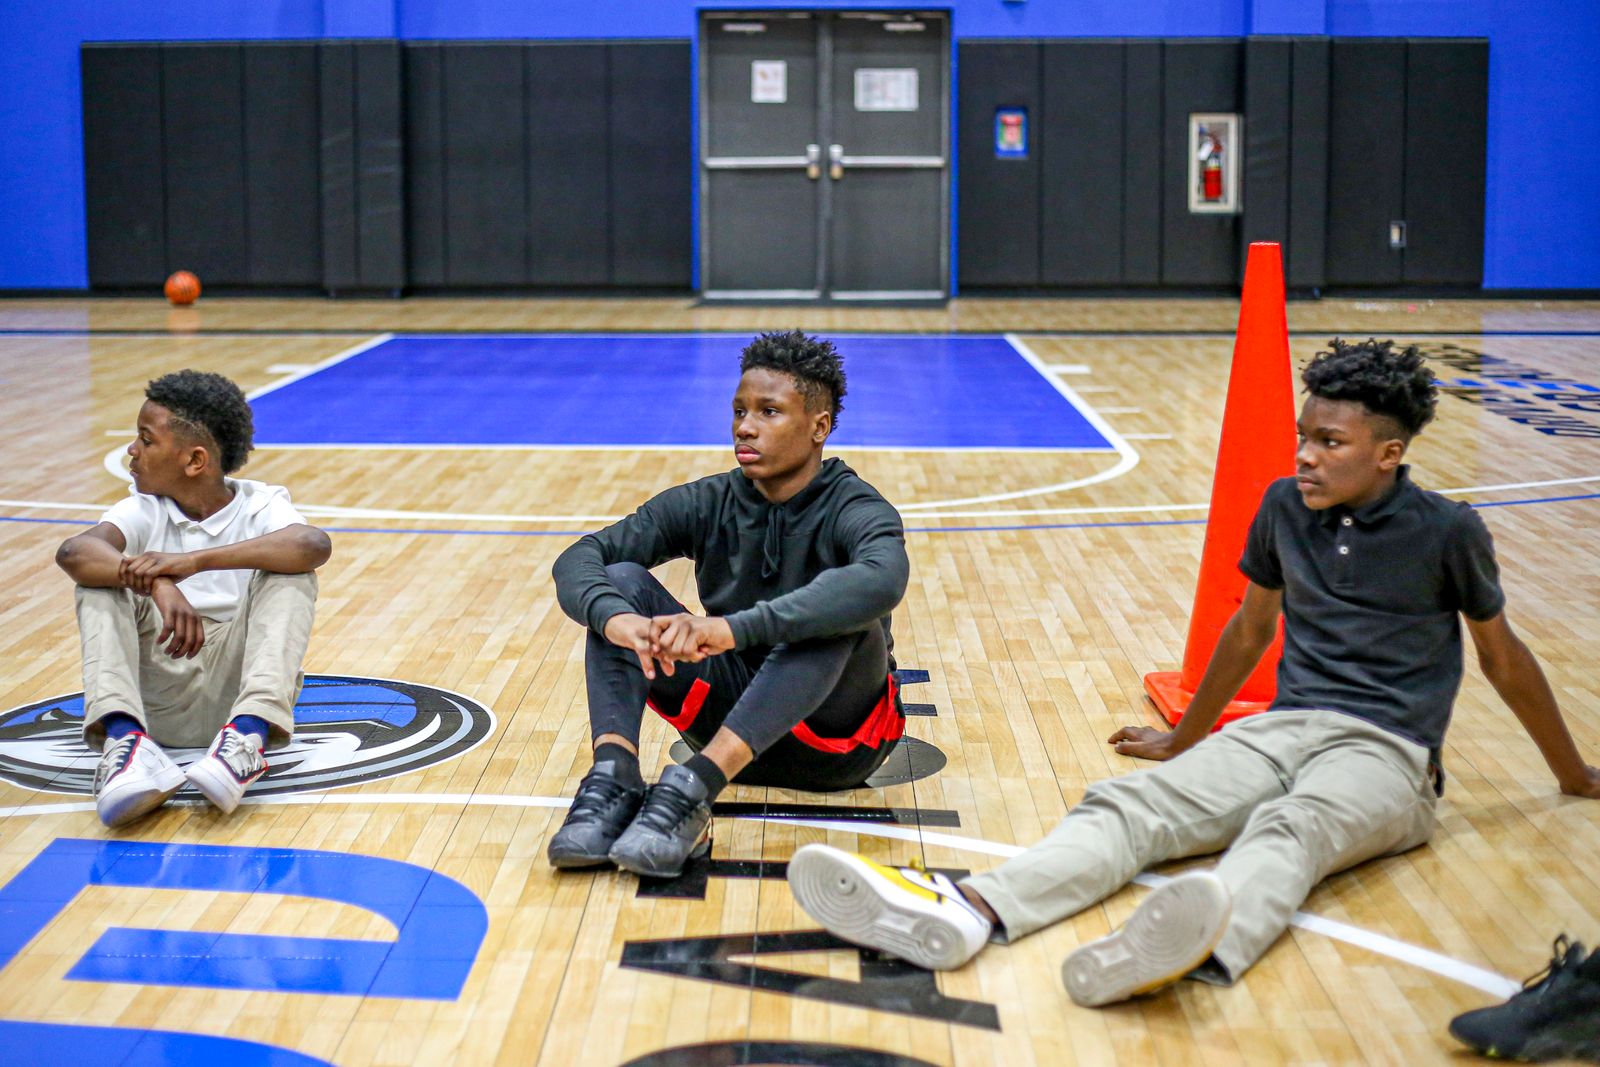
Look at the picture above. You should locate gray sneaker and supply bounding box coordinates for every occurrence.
[546,760,646,868]
[608,763,713,878]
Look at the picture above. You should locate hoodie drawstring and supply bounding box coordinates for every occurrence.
[761,506,786,579]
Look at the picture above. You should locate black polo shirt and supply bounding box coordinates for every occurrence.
[1239,466,1505,754]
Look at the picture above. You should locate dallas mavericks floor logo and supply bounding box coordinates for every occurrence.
[0,675,496,797]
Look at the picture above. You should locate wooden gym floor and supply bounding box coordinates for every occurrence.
[0,295,1597,1066]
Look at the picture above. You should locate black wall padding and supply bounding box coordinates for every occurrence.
[402,41,690,288]
[953,34,1484,293]
[955,42,1040,287]
[527,44,609,286]
[319,41,405,292]
[163,45,249,285]
[1040,42,1124,285]
[1161,40,1242,285]
[1403,39,1486,285]
[1286,39,1330,290]
[318,44,359,289]
[1241,39,1291,279]
[1326,39,1407,286]
[82,46,166,287]
[1121,42,1164,285]
[443,43,528,285]
[403,45,448,287]
[84,37,691,293]
[244,44,322,285]
[353,43,406,290]
[609,43,693,287]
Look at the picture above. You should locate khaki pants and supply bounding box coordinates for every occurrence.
[76,571,318,750]
[964,709,1437,981]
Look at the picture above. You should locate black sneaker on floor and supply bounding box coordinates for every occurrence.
[608,763,713,878]
[1448,935,1600,1063]
[546,760,646,869]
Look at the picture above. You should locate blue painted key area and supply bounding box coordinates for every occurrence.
[248,334,1115,451]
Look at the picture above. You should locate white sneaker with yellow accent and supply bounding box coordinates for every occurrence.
[787,843,991,971]
[1060,870,1232,1007]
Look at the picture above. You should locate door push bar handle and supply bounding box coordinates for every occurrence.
[806,144,822,181]
[829,144,844,181]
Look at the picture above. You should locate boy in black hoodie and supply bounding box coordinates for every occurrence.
[549,330,910,878]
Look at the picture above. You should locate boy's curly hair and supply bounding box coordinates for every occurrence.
[739,330,847,429]
[1302,338,1437,439]
[145,370,255,473]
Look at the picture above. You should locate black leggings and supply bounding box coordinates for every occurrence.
[585,563,899,791]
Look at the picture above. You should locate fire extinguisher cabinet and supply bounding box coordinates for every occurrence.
[1189,112,1242,214]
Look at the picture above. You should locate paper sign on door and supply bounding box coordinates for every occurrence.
[752,60,788,104]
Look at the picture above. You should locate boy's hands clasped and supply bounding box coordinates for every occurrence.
[119,550,206,659]
[602,612,737,681]
[119,550,200,594]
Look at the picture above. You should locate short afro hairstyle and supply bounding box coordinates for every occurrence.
[739,330,847,429]
[145,369,255,474]
[1301,338,1437,440]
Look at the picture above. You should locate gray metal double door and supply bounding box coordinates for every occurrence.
[700,11,948,300]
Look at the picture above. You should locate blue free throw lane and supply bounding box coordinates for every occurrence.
[248,334,1114,451]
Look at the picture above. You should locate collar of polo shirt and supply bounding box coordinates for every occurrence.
[1319,464,1414,528]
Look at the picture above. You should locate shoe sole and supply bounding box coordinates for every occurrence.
[609,833,712,879]
[547,844,617,869]
[1449,1020,1600,1064]
[1060,872,1231,1008]
[788,845,976,971]
[184,757,262,815]
[97,762,186,828]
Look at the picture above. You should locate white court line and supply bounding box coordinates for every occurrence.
[893,335,1142,512]
[247,333,394,401]
[248,442,1118,456]
[47,324,1600,525]
[16,473,1600,527]
[188,331,1116,458]
[94,332,1137,508]
[99,333,396,487]
[0,791,1519,999]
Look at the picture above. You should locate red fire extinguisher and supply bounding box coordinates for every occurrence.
[1199,131,1224,201]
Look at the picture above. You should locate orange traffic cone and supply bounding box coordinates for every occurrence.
[1143,242,1297,727]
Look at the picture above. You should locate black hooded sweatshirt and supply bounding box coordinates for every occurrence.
[552,457,908,666]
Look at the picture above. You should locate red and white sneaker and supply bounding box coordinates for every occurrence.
[184,724,267,815]
[93,731,185,827]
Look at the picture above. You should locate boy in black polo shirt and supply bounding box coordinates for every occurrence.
[789,338,1599,1010]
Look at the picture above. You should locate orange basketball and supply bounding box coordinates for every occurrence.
[164,270,201,306]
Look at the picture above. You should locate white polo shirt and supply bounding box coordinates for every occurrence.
[101,478,308,621]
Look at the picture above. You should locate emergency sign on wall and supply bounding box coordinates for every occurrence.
[994,108,1027,159]
[1188,113,1241,214]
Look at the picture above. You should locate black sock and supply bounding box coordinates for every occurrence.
[682,753,728,801]
[593,742,644,789]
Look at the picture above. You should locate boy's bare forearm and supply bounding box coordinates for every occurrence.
[1485,639,1592,792]
[191,525,332,575]
[55,535,127,588]
[1169,615,1276,750]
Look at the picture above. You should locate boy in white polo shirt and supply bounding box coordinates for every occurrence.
[55,370,332,827]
